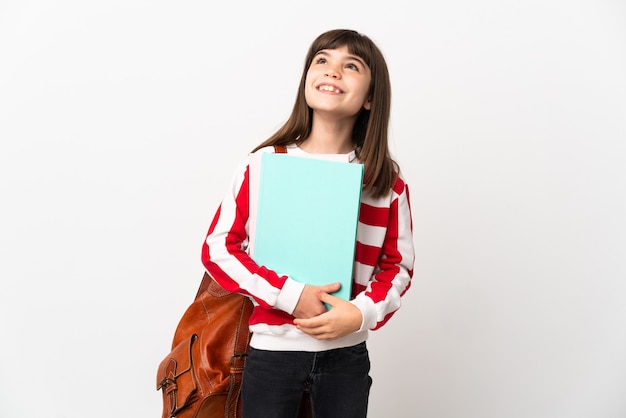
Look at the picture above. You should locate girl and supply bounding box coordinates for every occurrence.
[201,29,414,418]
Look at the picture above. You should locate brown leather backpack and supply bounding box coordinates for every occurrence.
[157,272,251,418]
[156,272,312,418]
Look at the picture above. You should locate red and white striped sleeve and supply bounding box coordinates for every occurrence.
[351,175,415,331]
[200,156,305,314]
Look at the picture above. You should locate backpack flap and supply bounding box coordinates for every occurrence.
[156,334,198,418]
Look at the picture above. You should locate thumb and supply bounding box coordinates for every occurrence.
[319,282,341,294]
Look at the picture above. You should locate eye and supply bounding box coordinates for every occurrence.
[314,56,328,65]
[346,62,360,71]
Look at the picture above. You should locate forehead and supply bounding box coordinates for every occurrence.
[313,46,369,66]
[311,34,373,64]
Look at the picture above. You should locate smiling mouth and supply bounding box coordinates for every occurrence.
[317,84,343,94]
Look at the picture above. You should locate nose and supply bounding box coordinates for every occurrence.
[324,66,340,79]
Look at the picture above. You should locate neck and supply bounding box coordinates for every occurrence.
[300,114,356,154]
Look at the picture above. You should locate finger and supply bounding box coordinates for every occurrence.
[318,291,341,307]
[304,328,335,340]
[294,319,338,340]
[319,282,341,293]
[294,315,324,328]
[294,317,326,331]
[297,324,330,337]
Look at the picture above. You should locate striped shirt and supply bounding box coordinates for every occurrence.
[202,144,414,352]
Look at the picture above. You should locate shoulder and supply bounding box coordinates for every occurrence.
[249,144,298,157]
[391,171,408,196]
[361,172,408,207]
[246,145,286,169]
[250,145,278,156]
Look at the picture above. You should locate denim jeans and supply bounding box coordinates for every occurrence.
[241,342,372,418]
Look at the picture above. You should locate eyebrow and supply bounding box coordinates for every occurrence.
[315,50,367,68]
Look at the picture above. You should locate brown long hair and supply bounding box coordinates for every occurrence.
[252,29,397,198]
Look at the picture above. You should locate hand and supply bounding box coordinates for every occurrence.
[292,282,341,319]
[293,292,363,340]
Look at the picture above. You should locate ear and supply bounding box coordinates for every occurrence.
[363,98,372,110]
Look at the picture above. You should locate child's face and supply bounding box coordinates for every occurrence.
[304,45,372,120]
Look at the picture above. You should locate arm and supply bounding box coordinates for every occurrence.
[201,157,304,314]
[295,178,415,339]
[354,178,415,331]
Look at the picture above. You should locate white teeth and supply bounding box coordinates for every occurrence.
[319,85,339,93]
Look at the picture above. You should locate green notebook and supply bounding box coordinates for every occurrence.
[252,153,364,302]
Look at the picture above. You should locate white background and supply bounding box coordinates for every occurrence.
[1,1,625,417]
